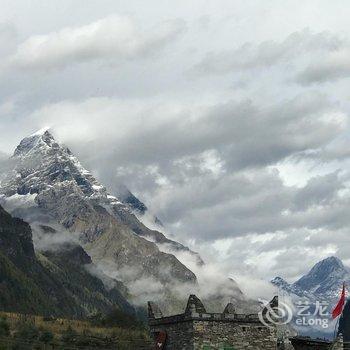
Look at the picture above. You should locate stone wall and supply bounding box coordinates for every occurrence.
[150,319,194,349]
[148,294,277,350]
[192,319,276,350]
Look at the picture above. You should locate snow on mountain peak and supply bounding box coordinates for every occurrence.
[315,256,344,270]
[14,129,56,157]
[30,127,51,137]
[0,129,208,309]
[273,256,350,306]
[297,256,347,286]
[4,129,126,207]
[271,276,289,286]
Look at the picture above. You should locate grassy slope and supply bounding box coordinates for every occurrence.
[0,251,66,315]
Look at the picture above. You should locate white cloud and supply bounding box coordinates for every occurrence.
[0,22,17,55]
[13,91,348,246]
[190,29,343,76]
[1,1,350,283]
[297,48,350,84]
[7,15,185,70]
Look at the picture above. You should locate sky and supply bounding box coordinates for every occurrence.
[1,0,350,283]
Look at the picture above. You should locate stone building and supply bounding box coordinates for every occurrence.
[289,335,344,350]
[148,294,277,350]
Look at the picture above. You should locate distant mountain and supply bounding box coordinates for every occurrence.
[0,204,134,318]
[115,184,148,215]
[115,184,165,228]
[272,257,350,300]
[0,129,214,313]
[272,256,349,337]
[295,257,349,297]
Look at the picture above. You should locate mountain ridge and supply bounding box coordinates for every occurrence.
[272,256,349,300]
[271,255,349,337]
[0,129,252,315]
[0,130,200,313]
[6,129,200,259]
[0,204,134,317]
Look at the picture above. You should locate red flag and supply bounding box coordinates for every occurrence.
[332,283,346,319]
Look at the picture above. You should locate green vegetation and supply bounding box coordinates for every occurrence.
[0,251,56,316]
[0,195,152,349]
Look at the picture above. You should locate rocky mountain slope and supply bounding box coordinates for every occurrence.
[0,129,205,311]
[0,204,134,317]
[0,129,256,316]
[272,256,349,337]
[272,256,349,301]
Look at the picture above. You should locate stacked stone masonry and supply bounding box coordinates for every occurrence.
[148,294,278,350]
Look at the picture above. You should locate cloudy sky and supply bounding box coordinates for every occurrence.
[1,0,350,283]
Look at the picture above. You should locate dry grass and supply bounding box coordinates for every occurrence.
[0,311,148,340]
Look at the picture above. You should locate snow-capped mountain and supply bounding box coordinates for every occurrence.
[272,256,349,337]
[272,257,349,301]
[295,257,349,298]
[0,129,202,309]
[0,129,250,316]
[3,128,125,212]
[2,129,200,256]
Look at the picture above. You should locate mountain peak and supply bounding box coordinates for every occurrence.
[14,128,57,157]
[311,256,345,274]
[9,128,111,200]
[271,276,289,286]
[30,127,52,137]
[294,256,348,295]
[272,256,350,309]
